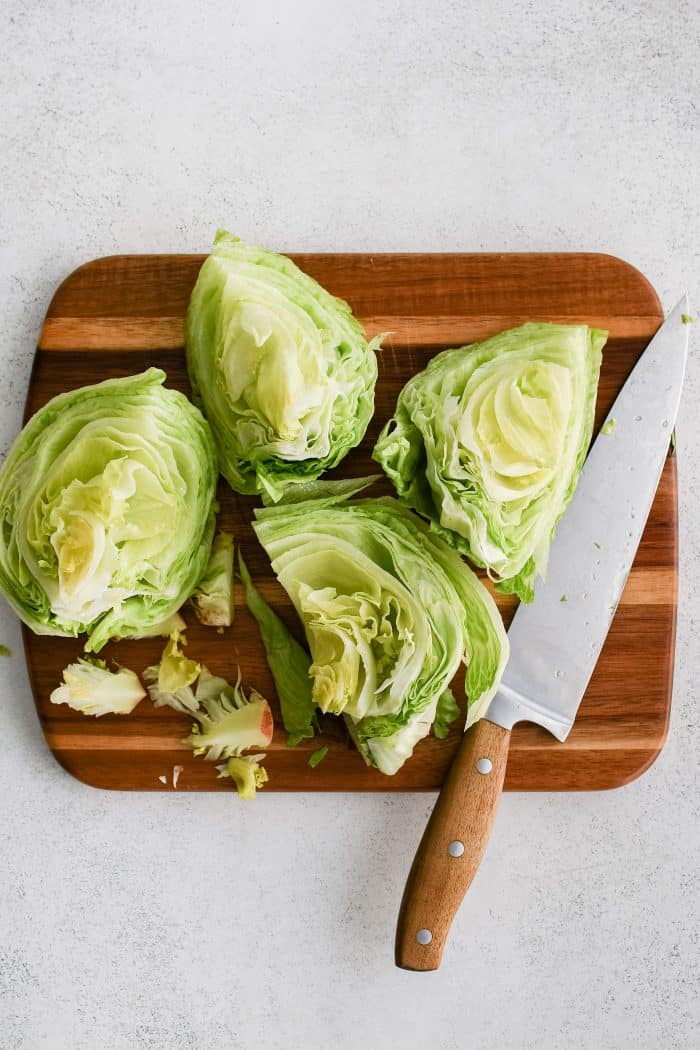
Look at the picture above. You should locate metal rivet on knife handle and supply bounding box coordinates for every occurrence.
[395,720,512,971]
[416,929,433,945]
[476,757,493,774]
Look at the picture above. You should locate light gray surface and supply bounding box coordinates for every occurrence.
[0,2,697,1048]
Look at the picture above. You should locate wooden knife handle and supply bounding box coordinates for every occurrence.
[395,719,511,971]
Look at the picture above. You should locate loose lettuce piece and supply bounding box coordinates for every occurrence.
[186,232,381,502]
[144,646,273,795]
[373,324,605,602]
[239,552,316,746]
[143,668,199,715]
[191,532,234,627]
[217,755,269,799]
[261,474,381,508]
[50,658,145,717]
[194,665,236,704]
[0,369,218,650]
[143,632,201,714]
[308,746,329,768]
[182,673,273,762]
[157,632,201,693]
[253,482,508,775]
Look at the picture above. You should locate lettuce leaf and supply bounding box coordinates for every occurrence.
[238,552,316,746]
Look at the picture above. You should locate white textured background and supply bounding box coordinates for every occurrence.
[1,2,698,1048]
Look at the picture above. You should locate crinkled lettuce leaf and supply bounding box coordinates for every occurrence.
[217,755,269,799]
[156,632,200,693]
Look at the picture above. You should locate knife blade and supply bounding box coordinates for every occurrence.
[395,296,689,971]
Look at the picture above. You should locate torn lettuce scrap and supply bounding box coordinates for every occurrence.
[217,755,269,799]
[182,672,273,762]
[50,658,145,717]
[191,532,234,627]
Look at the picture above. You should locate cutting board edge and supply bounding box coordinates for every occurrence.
[39,744,671,794]
[40,249,664,324]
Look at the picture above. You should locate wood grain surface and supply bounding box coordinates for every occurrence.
[395,719,512,970]
[23,252,675,792]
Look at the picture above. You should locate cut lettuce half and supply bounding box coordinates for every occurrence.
[252,480,508,774]
[0,369,217,650]
[373,323,605,602]
[186,232,381,502]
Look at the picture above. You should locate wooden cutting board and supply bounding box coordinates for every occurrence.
[23,252,675,792]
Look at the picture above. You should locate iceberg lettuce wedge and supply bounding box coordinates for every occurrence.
[0,369,217,649]
[373,323,605,602]
[252,481,508,774]
[186,232,381,502]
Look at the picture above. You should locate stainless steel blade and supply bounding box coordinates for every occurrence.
[487,296,689,740]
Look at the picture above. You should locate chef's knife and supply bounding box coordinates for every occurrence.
[395,296,690,971]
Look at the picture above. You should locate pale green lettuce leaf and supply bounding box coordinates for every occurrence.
[183,675,273,762]
[143,633,202,716]
[156,632,200,693]
[125,611,186,639]
[143,665,199,715]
